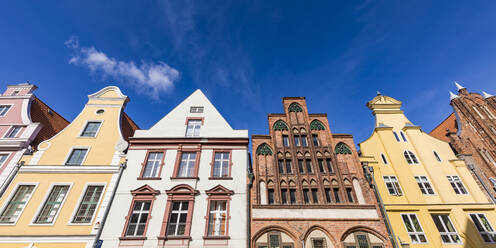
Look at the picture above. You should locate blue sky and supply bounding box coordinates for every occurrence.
[1,0,496,145]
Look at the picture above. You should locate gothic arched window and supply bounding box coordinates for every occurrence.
[310,120,326,130]
[273,120,289,131]
[288,102,303,112]
[335,142,352,155]
[256,143,273,156]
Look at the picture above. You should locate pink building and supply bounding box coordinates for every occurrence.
[0,83,68,193]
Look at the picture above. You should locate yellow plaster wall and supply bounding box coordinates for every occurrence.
[0,243,86,248]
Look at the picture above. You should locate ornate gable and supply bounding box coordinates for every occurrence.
[205,185,234,195]
[131,184,160,196]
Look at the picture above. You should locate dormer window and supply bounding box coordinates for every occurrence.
[185,119,202,137]
[190,106,204,113]
[0,105,11,117]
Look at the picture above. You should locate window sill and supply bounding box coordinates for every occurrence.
[119,236,147,240]
[208,177,233,180]
[170,177,199,180]
[157,235,191,240]
[203,236,230,240]
[137,177,162,180]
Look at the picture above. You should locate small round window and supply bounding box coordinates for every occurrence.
[96,109,105,114]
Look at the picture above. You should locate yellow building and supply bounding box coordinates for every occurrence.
[359,93,496,248]
[0,86,138,248]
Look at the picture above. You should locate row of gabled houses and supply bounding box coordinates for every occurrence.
[0,82,494,248]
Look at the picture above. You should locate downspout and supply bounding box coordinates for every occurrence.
[247,153,254,248]
[93,161,127,248]
[362,163,399,248]
[0,161,23,198]
[468,163,496,204]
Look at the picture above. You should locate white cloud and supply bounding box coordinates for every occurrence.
[66,38,180,100]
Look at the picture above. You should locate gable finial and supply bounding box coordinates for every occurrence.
[376,91,382,96]
[455,81,465,91]
[449,91,459,100]
[482,91,494,99]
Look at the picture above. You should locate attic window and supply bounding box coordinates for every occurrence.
[190,106,204,113]
[96,109,105,114]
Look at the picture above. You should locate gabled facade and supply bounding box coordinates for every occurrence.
[0,83,68,192]
[430,83,496,202]
[251,97,391,248]
[100,89,249,248]
[0,86,138,248]
[360,93,496,248]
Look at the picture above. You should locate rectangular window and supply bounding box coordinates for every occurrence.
[283,135,289,147]
[470,213,496,243]
[303,189,310,204]
[318,159,325,173]
[268,189,275,204]
[0,105,11,117]
[125,201,151,236]
[185,119,202,137]
[401,213,427,243]
[415,176,435,195]
[326,159,333,173]
[294,136,300,147]
[269,234,280,248]
[333,188,341,203]
[447,176,468,194]
[0,154,8,167]
[289,189,296,204]
[167,201,189,236]
[190,106,204,113]
[312,238,325,248]
[298,160,304,173]
[207,200,227,236]
[178,152,196,177]
[65,148,88,165]
[383,176,402,196]
[278,160,285,174]
[143,152,163,178]
[80,121,101,137]
[324,188,332,203]
[301,135,308,147]
[311,188,319,204]
[213,152,230,177]
[5,126,21,138]
[306,160,313,173]
[72,185,104,223]
[431,214,461,244]
[312,134,319,146]
[285,160,292,174]
[0,185,35,223]
[346,188,354,202]
[281,189,288,204]
[34,185,70,224]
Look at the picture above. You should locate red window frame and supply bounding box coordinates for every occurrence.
[138,150,166,180]
[171,145,201,179]
[120,185,160,240]
[203,185,233,240]
[209,150,233,180]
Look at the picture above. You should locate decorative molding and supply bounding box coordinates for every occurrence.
[19,165,121,173]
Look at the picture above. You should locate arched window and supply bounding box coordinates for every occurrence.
[342,231,385,248]
[310,120,326,130]
[273,120,289,131]
[393,131,400,142]
[433,151,441,162]
[288,102,303,112]
[259,181,267,205]
[256,143,273,155]
[335,142,352,155]
[381,153,388,164]
[400,131,408,142]
[404,150,419,164]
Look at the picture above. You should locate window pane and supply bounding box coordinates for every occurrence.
[207,200,227,236]
[143,152,163,177]
[34,186,69,223]
[268,189,275,204]
[289,189,296,204]
[65,149,88,165]
[178,152,196,177]
[0,185,35,223]
[213,152,230,177]
[81,122,101,137]
[72,186,103,223]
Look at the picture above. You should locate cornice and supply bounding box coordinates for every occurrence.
[19,165,121,173]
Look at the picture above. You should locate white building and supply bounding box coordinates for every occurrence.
[100,89,249,248]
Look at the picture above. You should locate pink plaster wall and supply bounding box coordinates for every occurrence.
[0,98,26,124]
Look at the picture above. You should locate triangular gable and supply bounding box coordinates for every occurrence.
[131,184,160,196]
[205,185,234,195]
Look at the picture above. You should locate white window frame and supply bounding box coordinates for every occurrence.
[0,153,10,167]
[207,200,228,236]
[3,126,22,138]
[125,200,152,237]
[383,176,403,196]
[78,120,103,138]
[0,182,38,225]
[185,119,202,137]
[30,183,73,226]
[190,106,204,113]
[68,182,107,225]
[431,214,462,244]
[401,213,428,244]
[447,175,468,195]
[0,104,13,117]
[166,201,189,236]
[178,152,197,177]
[142,152,164,178]
[404,150,419,164]
[213,152,230,178]
[64,147,90,166]
[414,176,435,195]
[469,213,496,243]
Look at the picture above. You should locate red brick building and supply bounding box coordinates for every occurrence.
[430,83,496,201]
[250,97,392,248]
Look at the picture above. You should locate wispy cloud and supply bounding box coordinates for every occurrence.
[65,37,180,100]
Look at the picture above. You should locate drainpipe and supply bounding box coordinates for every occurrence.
[0,161,23,198]
[247,152,254,248]
[362,163,399,248]
[468,163,496,204]
[93,161,127,248]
